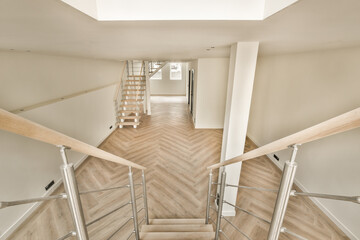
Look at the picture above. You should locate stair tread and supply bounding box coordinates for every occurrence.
[125,84,146,86]
[118,110,141,113]
[140,232,215,240]
[121,100,143,102]
[123,94,144,96]
[118,122,140,126]
[149,219,205,225]
[141,224,213,232]
[118,116,141,119]
[120,104,143,108]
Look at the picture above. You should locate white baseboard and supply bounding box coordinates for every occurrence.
[0,126,117,240]
[247,134,358,240]
[293,179,358,240]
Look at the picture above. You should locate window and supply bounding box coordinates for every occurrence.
[170,63,182,80]
[150,69,162,80]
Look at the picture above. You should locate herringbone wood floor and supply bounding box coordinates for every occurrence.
[8,97,348,240]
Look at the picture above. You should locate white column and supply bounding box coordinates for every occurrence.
[220,42,259,216]
[145,61,151,115]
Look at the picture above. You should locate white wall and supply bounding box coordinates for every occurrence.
[0,51,123,239]
[0,51,124,111]
[248,47,360,239]
[150,63,186,96]
[193,58,229,129]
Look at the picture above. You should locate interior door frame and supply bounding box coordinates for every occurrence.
[190,69,194,115]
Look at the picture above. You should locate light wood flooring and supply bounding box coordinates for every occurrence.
[8,96,348,240]
[211,137,349,240]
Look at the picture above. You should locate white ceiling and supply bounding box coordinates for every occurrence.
[1,0,360,61]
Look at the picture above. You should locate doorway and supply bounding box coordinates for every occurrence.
[188,69,194,115]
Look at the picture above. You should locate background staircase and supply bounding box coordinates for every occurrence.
[116,60,167,129]
[117,60,145,128]
[140,219,215,240]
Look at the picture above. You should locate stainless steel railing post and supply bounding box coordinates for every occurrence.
[205,169,213,224]
[215,168,226,240]
[129,167,140,240]
[141,170,149,225]
[59,146,89,240]
[267,144,300,240]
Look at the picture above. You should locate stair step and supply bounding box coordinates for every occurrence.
[118,110,141,114]
[121,100,143,103]
[123,94,145,97]
[140,232,215,240]
[120,104,143,108]
[149,219,205,225]
[118,122,140,126]
[141,224,213,232]
[123,89,145,92]
[127,80,145,82]
[125,84,146,87]
[121,98,143,101]
[128,75,145,77]
[118,116,140,120]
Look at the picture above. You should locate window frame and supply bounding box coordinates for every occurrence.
[170,63,182,80]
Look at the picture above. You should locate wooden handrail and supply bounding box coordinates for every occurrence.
[11,82,119,114]
[0,108,146,170]
[149,61,168,78]
[208,107,360,169]
[113,63,127,101]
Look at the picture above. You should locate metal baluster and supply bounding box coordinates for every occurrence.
[141,170,149,225]
[59,146,89,240]
[267,144,300,240]
[129,167,140,240]
[205,169,213,224]
[215,168,226,240]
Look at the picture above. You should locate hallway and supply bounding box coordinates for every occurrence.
[7,97,347,240]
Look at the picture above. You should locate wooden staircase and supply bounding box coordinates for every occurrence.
[117,61,146,128]
[140,219,215,240]
[116,60,168,129]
